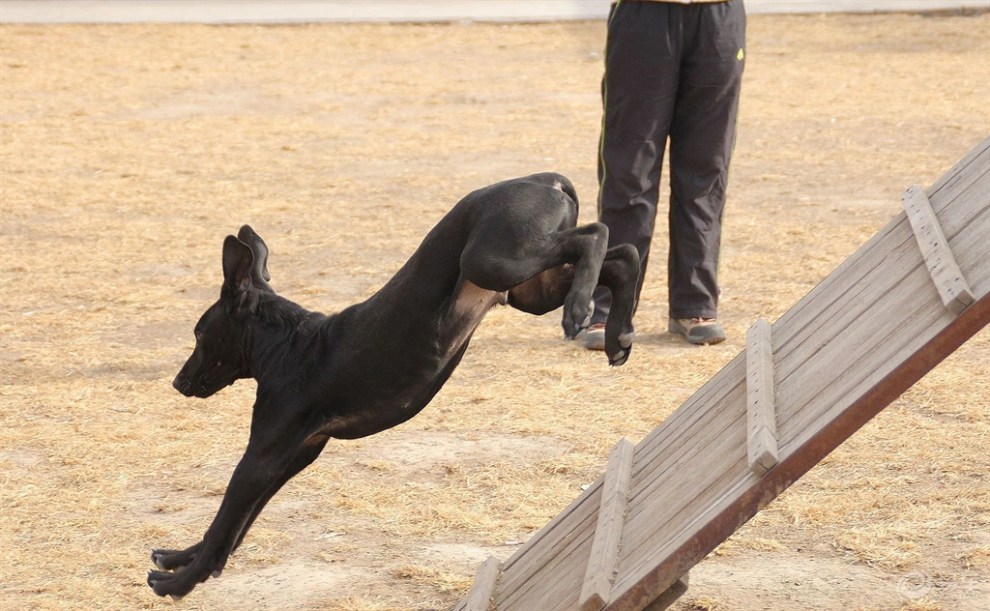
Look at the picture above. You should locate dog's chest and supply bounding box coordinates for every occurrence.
[443,280,506,347]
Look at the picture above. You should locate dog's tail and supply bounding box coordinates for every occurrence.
[552,174,579,207]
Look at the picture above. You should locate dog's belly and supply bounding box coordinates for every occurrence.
[323,353,466,439]
[320,283,504,440]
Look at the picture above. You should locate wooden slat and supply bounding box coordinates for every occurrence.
[626,370,745,522]
[497,484,601,609]
[746,318,778,474]
[901,183,974,314]
[579,438,634,611]
[611,393,750,599]
[497,480,603,598]
[772,148,987,385]
[456,556,500,611]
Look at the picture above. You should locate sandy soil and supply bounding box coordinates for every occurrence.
[1,10,988,611]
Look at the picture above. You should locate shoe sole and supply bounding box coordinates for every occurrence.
[580,328,606,351]
[668,318,726,346]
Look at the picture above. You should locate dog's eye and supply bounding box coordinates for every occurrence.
[195,331,203,343]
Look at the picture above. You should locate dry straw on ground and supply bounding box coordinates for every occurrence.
[1,11,988,611]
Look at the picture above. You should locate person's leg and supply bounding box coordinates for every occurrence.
[591,1,681,328]
[667,0,745,332]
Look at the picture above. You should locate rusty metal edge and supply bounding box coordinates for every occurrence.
[606,292,990,611]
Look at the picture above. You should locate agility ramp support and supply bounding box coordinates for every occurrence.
[454,136,990,611]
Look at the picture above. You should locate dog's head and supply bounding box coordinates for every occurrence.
[173,225,274,398]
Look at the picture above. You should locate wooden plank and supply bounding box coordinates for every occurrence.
[497,485,601,606]
[613,398,750,596]
[499,508,599,610]
[614,157,990,604]
[746,318,778,474]
[506,403,738,610]
[901,183,975,314]
[626,369,746,521]
[774,214,922,387]
[499,479,601,574]
[641,573,689,611]
[776,219,934,437]
[503,529,595,610]
[780,204,987,448]
[579,438,634,611]
[606,143,990,609]
[631,357,742,481]
[619,199,986,606]
[627,353,744,498]
[456,556,501,611]
[926,136,990,198]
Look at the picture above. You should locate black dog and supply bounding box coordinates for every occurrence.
[147,173,639,599]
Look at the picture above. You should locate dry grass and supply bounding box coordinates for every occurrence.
[1,11,988,611]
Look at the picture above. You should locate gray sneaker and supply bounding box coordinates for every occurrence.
[668,317,726,345]
[578,323,606,351]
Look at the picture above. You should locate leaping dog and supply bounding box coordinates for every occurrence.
[147,172,639,599]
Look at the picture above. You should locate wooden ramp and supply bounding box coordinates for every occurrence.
[454,137,990,611]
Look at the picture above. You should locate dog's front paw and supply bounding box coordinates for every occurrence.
[151,545,200,571]
[147,569,196,600]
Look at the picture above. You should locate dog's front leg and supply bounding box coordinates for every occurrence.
[147,446,288,599]
[150,438,328,573]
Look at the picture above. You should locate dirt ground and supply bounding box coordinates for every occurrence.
[1,10,988,611]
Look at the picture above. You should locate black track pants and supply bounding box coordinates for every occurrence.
[592,0,746,323]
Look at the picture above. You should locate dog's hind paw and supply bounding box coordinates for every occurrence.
[605,331,633,366]
[561,300,593,339]
[618,331,633,349]
[608,347,630,367]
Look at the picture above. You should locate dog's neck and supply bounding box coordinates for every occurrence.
[245,291,328,385]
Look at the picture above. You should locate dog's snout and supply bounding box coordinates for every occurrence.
[173,374,191,395]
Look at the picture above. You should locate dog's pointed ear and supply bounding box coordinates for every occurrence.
[222,235,264,315]
[237,225,273,289]
[222,235,255,294]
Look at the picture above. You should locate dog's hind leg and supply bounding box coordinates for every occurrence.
[462,222,609,339]
[506,241,639,366]
[597,244,640,366]
[506,265,575,316]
